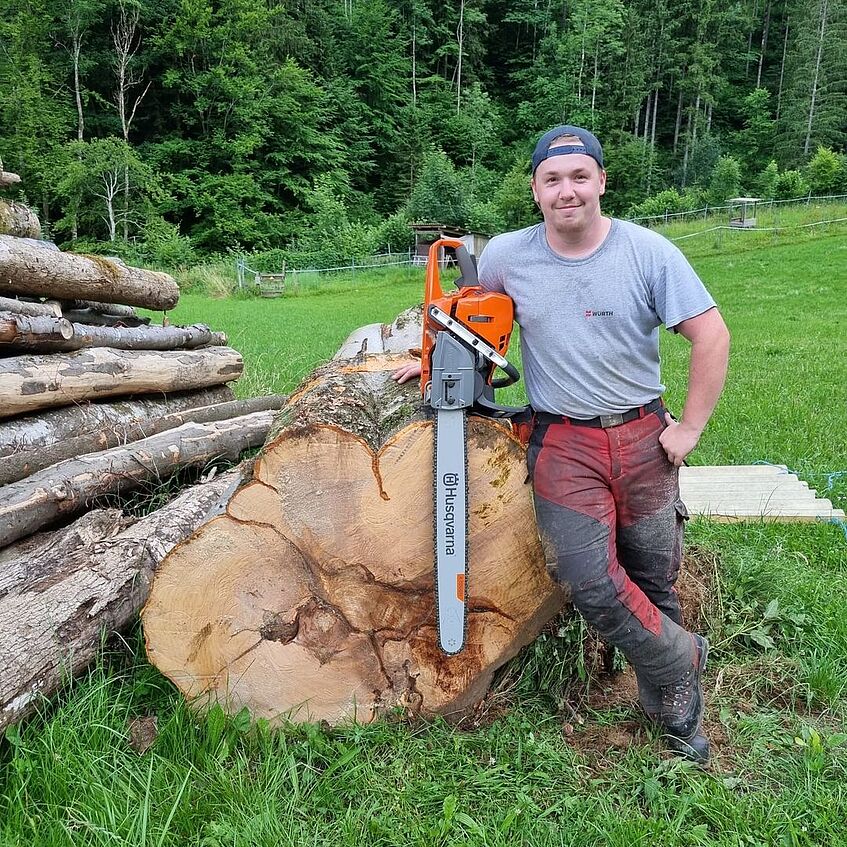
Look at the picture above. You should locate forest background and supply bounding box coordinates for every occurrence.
[1,0,845,271]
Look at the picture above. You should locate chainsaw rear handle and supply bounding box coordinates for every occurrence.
[454,243,478,288]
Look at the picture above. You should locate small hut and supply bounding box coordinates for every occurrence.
[728,197,762,228]
[411,224,491,265]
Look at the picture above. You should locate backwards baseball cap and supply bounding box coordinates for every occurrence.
[531,125,604,174]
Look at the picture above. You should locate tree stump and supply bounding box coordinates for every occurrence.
[143,317,563,725]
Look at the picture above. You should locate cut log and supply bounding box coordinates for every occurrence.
[0,312,74,348]
[60,309,150,328]
[0,235,179,310]
[0,312,227,354]
[61,300,137,317]
[0,200,41,239]
[0,170,21,189]
[0,386,233,459]
[0,346,243,419]
[0,468,246,731]
[332,307,423,360]
[143,311,563,726]
[0,393,286,486]
[0,296,62,318]
[0,410,275,547]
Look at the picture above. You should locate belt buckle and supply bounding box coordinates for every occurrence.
[599,413,624,428]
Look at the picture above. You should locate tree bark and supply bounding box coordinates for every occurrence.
[0,346,243,419]
[804,0,829,156]
[673,86,684,154]
[142,312,563,726]
[0,393,284,486]
[60,309,150,327]
[0,468,246,731]
[0,200,41,239]
[0,235,179,310]
[0,410,275,548]
[776,14,790,121]
[757,0,772,88]
[0,296,62,318]
[0,312,227,354]
[61,300,137,317]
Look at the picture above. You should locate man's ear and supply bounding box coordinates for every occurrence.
[599,168,607,196]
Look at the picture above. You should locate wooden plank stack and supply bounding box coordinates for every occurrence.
[0,190,286,729]
[681,465,845,521]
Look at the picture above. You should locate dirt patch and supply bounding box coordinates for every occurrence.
[678,545,719,632]
[566,718,650,755]
[560,666,743,772]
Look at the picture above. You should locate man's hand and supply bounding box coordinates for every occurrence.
[659,413,701,467]
[391,361,422,384]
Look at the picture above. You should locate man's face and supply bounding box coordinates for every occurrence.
[531,153,606,236]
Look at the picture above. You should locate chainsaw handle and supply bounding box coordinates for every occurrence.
[454,244,478,288]
[491,360,520,389]
[424,238,477,305]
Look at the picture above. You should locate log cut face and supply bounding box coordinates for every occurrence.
[144,352,563,725]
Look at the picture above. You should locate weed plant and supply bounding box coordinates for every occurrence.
[3,221,846,846]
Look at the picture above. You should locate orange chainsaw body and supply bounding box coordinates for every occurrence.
[420,237,514,394]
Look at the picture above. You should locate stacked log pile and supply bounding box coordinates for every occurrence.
[0,195,286,726]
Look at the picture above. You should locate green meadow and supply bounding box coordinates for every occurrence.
[1,219,846,846]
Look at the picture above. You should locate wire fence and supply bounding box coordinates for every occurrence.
[628,193,847,226]
[668,216,847,242]
[236,194,847,293]
[236,250,418,294]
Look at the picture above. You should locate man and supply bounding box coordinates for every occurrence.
[395,125,729,763]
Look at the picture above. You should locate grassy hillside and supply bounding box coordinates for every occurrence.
[1,228,846,846]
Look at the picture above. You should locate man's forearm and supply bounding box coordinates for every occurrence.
[681,331,730,433]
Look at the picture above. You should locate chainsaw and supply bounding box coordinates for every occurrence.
[420,237,522,655]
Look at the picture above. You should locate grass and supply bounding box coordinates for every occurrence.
[160,267,424,398]
[3,218,847,846]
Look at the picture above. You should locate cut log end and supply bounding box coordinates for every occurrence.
[143,351,562,725]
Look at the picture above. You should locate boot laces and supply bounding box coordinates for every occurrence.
[663,666,695,712]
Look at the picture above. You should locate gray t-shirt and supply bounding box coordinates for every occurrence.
[478,218,716,418]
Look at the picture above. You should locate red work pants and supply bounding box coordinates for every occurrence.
[528,407,695,687]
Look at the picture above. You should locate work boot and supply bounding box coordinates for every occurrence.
[659,633,708,740]
[666,730,711,765]
[635,670,661,721]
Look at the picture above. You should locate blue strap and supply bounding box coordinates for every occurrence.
[751,459,792,474]
[826,471,847,490]
[820,517,847,542]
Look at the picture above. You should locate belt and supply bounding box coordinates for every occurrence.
[534,398,664,429]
